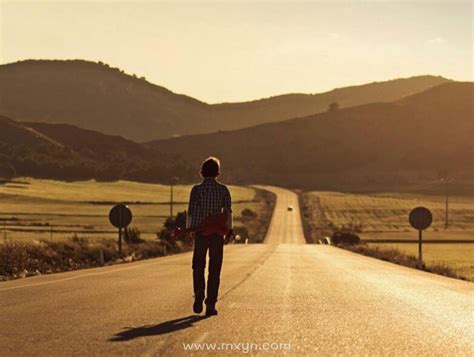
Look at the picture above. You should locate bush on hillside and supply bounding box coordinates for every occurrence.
[241,208,257,219]
[331,231,361,245]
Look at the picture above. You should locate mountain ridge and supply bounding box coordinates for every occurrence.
[147,81,474,189]
[1,81,472,191]
[0,115,195,182]
[0,59,449,141]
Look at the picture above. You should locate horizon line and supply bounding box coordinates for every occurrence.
[1,57,465,105]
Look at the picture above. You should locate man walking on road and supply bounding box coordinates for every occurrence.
[187,157,233,316]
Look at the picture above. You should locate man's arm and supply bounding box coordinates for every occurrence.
[223,186,233,231]
[186,186,199,229]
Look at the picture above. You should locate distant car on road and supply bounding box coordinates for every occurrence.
[287,205,293,211]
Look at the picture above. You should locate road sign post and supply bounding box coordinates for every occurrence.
[440,175,452,230]
[118,227,122,255]
[418,229,422,262]
[409,206,432,264]
[109,204,133,255]
[169,177,179,218]
[444,179,449,230]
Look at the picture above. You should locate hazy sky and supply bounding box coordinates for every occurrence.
[1,0,472,103]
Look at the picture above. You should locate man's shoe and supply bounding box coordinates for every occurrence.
[205,304,218,316]
[193,296,204,314]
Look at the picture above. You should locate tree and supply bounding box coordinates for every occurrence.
[328,102,340,112]
[157,211,187,243]
[0,162,16,181]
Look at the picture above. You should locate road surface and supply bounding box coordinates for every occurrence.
[0,186,472,356]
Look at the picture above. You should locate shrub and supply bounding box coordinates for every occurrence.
[124,226,144,244]
[0,241,30,276]
[233,226,249,243]
[328,102,340,112]
[70,234,88,246]
[331,231,361,245]
[133,241,167,259]
[0,236,190,280]
[241,208,257,219]
[157,211,187,243]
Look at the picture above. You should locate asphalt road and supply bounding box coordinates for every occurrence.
[0,187,472,356]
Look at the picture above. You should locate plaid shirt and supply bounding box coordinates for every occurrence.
[186,178,232,229]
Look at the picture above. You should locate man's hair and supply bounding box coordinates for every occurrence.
[200,157,220,178]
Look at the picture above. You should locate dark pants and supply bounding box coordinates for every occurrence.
[192,234,224,305]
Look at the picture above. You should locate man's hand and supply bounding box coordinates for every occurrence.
[186,232,195,247]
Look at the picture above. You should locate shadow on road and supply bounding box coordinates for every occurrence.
[109,315,208,342]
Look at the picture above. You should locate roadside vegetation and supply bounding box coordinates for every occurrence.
[235,189,276,243]
[370,243,474,281]
[0,180,276,281]
[342,244,468,281]
[0,230,189,280]
[300,190,474,282]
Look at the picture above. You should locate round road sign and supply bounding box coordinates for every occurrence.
[409,207,432,231]
[109,204,133,228]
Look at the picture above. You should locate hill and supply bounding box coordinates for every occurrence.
[0,59,449,141]
[0,116,194,182]
[0,115,63,149]
[147,82,474,190]
[24,122,146,158]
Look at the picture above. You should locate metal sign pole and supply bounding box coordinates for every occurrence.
[409,206,432,266]
[118,227,122,255]
[418,229,422,263]
[118,207,123,255]
[445,180,449,229]
[109,203,132,256]
[418,209,422,263]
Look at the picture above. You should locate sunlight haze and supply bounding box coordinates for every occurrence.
[1,0,472,102]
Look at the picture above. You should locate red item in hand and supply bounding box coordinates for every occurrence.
[172,211,229,239]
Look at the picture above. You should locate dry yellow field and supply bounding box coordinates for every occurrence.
[369,243,474,281]
[0,178,258,241]
[303,191,474,280]
[309,191,474,240]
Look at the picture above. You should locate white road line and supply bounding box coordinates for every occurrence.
[0,245,248,292]
[0,254,189,292]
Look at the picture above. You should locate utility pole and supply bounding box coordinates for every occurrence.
[444,178,449,230]
[170,183,173,218]
[169,177,179,218]
[440,175,450,230]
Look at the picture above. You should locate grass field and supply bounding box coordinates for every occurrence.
[302,190,474,280]
[305,191,474,241]
[0,178,260,241]
[369,243,474,281]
